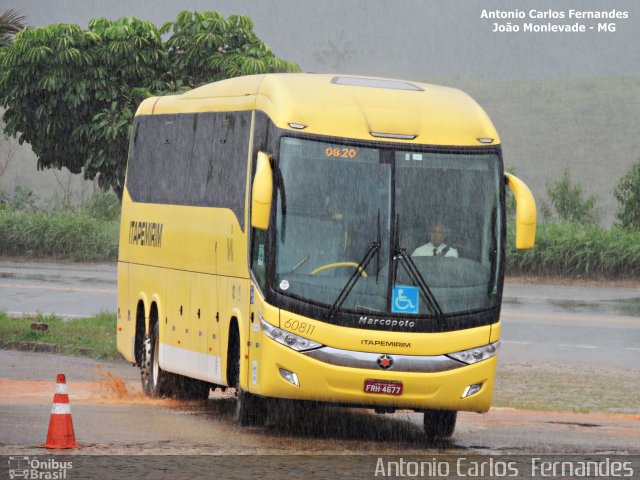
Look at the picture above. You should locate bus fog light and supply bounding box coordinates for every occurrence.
[279,368,300,387]
[462,383,483,398]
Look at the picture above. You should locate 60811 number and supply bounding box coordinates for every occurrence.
[283,318,315,336]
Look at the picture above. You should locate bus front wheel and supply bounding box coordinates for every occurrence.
[228,322,267,426]
[237,387,267,427]
[423,410,457,439]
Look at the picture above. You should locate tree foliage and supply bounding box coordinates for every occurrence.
[0,11,299,198]
[0,9,26,47]
[613,157,640,230]
[540,169,601,225]
[161,11,298,88]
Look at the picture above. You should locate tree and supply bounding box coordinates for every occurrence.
[161,11,299,89]
[540,169,601,225]
[0,9,26,47]
[0,11,299,199]
[0,19,165,198]
[613,158,640,230]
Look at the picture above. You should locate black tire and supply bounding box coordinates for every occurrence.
[423,410,457,439]
[227,322,267,426]
[237,387,267,427]
[175,375,211,400]
[147,323,175,397]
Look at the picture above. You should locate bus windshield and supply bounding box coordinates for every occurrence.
[273,137,502,319]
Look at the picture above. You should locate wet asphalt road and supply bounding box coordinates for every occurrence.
[1,349,639,456]
[500,283,640,368]
[1,260,639,368]
[0,261,115,317]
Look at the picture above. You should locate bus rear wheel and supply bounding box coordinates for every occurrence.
[145,323,175,397]
[140,335,153,395]
[423,410,457,439]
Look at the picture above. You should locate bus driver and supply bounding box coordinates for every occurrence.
[412,223,459,257]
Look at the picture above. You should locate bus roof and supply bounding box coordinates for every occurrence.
[136,73,500,146]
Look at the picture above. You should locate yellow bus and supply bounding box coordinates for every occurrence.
[117,73,536,438]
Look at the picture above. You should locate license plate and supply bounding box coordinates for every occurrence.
[364,379,403,396]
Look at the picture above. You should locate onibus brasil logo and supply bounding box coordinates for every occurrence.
[8,457,72,479]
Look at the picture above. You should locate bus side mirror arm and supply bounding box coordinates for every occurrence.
[251,152,273,230]
[505,173,536,249]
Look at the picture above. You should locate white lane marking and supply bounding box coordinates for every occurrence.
[557,344,599,349]
[627,348,640,352]
[502,340,531,345]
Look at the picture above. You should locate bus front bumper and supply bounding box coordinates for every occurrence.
[251,337,497,413]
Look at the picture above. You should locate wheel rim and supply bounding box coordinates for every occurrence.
[140,336,151,387]
[152,334,160,386]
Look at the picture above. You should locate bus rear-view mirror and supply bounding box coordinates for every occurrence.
[505,173,536,249]
[251,152,273,230]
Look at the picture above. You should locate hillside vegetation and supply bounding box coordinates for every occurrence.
[436,76,640,225]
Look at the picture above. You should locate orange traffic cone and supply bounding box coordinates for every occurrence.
[44,374,77,449]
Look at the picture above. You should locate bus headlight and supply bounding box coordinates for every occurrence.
[447,341,500,365]
[261,318,323,352]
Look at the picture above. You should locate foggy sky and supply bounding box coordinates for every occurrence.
[7,0,640,80]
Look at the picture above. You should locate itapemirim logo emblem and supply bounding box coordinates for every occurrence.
[8,457,73,479]
[376,354,394,370]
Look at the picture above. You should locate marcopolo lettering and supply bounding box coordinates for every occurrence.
[359,316,416,329]
[129,220,164,247]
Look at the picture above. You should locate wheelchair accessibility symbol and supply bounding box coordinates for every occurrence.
[392,285,420,314]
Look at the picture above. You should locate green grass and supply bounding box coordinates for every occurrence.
[0,208,119,261]
[507,221,640,278]
[0,311,118,360]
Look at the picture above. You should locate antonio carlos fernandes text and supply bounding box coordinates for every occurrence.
[374,457,635,477]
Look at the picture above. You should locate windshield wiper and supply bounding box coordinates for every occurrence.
[392,214,444,321]
[327,210,381,321]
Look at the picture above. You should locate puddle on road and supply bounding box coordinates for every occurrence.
[606,297,640,317]
[539,297,640,317]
